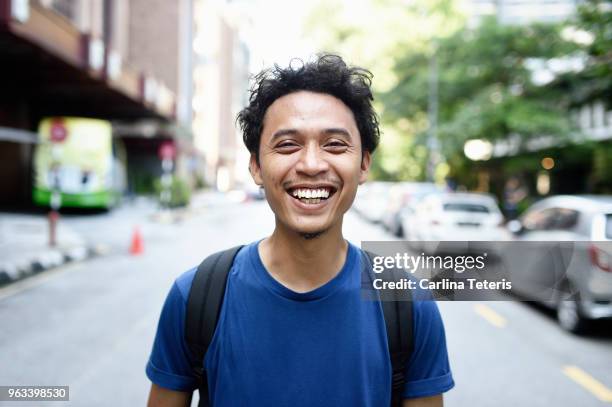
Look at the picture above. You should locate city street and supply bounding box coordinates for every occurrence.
[1,0,611,406]
[0,198,611,406]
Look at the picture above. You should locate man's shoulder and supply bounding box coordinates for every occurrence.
[173,242,256,301]
[174,267,198,303]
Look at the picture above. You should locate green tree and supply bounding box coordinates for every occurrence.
[383,18,578,160]
[305,1,601,185]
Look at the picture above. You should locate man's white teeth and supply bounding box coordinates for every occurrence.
[291,188,331,199]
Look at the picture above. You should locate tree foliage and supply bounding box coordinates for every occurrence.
[382,18,579,160]
[305,0,609,184]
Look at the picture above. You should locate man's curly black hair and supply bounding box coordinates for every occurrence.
[237,54,380,162]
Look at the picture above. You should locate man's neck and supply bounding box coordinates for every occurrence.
[259,221,348,293]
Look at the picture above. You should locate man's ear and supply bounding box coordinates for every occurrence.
[249,153,263,186]
[359,151,371,185]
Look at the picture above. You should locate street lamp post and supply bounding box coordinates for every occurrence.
[158,142,177,209]
[427,44,440,182]
[49,146,63,247]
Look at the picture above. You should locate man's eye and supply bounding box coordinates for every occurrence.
[276,142,299,149]
[325,141,348,150]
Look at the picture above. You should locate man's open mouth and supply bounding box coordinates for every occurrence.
[286,186,337,205]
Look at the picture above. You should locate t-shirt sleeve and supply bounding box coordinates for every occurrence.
[402,300,455,399]
[146,277,198,392]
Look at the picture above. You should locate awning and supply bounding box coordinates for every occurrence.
[0,3,175,121]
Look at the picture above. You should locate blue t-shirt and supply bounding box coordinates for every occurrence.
[146,241,454,406]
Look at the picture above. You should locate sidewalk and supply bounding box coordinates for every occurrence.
[0,190,238,286]
[0,213,100,285]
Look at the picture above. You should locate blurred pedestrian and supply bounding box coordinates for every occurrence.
[503,177,528,220]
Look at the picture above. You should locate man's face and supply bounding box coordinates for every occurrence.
[250,91,371,237]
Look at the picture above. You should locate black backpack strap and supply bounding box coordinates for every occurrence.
[365,251,413,407]
[185,245,244,407]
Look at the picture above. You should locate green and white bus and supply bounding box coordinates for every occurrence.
[33,117,126,209]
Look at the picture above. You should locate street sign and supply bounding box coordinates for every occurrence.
[50,119,68,143]
[158,142,176,160]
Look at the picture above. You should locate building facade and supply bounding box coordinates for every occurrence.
[192,0,250,191]
[0,0,195,206]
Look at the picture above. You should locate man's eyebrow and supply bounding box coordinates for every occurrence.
[322,128,352,139]
[270,129,299,141]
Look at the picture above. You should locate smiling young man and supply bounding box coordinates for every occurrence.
[146,55,454,407]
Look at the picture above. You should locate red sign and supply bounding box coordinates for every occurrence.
[50,119,68,142]
[158,142,176,160]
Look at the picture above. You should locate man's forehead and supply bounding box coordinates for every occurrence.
[262,91,358,134]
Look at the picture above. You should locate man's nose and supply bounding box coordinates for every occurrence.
[295,144,329,176]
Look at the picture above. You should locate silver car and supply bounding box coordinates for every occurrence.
[507,195,612,333]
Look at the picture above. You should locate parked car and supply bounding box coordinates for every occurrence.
[402,192,509,243]
[505,195,612,333]
[244,185,266,201]
[352,181,394,223]
[381,182,440,237]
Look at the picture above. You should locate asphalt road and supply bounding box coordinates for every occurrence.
[0,197,610,406]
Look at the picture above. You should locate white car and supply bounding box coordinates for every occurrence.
[403,192,510,243]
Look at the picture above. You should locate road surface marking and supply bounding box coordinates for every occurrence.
[473,303,507,328]
[563,365,612,403]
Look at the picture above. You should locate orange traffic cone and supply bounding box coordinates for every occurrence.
[130,227,144,255]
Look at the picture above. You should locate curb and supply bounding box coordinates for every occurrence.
[0,245,108,287]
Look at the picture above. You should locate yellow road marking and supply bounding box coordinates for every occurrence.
[563,365,612,403]
[473,303,507,328]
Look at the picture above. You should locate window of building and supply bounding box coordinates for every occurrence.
[45,0,77,21]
